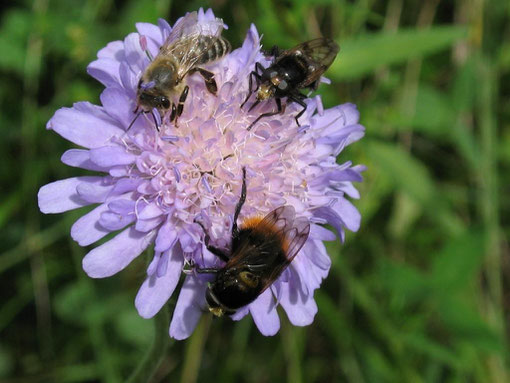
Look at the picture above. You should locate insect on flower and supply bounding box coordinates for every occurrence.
[132,11,231,128]
[193,168,311,317]
[242,38,339,131]
[39,10,366,339]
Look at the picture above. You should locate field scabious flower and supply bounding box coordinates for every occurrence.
[38,9,365,339]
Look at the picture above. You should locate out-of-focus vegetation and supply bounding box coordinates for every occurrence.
[1,0,509,382]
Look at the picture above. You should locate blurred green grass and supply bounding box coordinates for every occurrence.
[1,0,509,382]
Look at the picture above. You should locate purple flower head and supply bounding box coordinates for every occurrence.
[38,9,365,340]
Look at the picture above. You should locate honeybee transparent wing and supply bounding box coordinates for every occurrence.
[159,11,226,80]
[282,38,340,88]
[226,206,310,293]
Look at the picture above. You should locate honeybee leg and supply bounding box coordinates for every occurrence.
[194,218,230,262]
[288,94,307,126]
[241,70,262,109]
[170,103,177,122]
[246,97,284,131]
[232,167,247,237]
[176,86,189,118]
[194,68,218,95]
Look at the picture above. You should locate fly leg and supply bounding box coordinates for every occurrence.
[246,97,284,131]
[241,62,265,109]
[262,45,280,58]
[287,93,307,127]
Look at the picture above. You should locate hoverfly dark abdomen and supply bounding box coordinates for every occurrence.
[242,37,339,131]
[194,168,310,317]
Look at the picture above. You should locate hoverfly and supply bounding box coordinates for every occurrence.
[193,168,310,316]
[241,38,339,131]
[131,11,231,129]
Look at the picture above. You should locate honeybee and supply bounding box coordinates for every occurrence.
[242,38,339,131]
[132,11,231,128]
[193,168,310,316]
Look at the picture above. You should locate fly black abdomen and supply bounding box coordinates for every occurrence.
[276,56,309,86]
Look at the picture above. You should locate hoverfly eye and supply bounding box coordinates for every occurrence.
[239,271,259,288]
[160,97,170,109]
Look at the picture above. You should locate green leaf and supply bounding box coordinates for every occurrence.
[114,309,153,347]
[378,258,430,305]
[411,85,455,136]
[438,299,503,353]
[0,344,13,378]
[330,26,467,79]
[431,231,485,291]
[366,141,434,206]
[401,333,461,368]
[0,10,31,72]
[53,281,95,326]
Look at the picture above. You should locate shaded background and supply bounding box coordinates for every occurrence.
[1,0,509,382]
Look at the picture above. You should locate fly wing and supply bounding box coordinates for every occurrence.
[159,11,226,80]
[226,206,310,293]
[282,38,339,88]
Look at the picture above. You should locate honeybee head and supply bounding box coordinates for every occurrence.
[138,91,171,110]
[257,83,275,101]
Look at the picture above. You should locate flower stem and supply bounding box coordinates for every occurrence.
[126,305,171,383]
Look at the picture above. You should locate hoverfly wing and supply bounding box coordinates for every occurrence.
[227,206,310,295]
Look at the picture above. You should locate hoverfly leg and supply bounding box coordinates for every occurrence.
[194,68,217,95]
[194,218,230,262]
[288,94,307,127]
[246,98,283,131]
[195,267,219,274]
[232,167,247,237]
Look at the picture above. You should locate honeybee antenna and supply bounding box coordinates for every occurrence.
[150,109,161,131]
[127,109,144,132]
